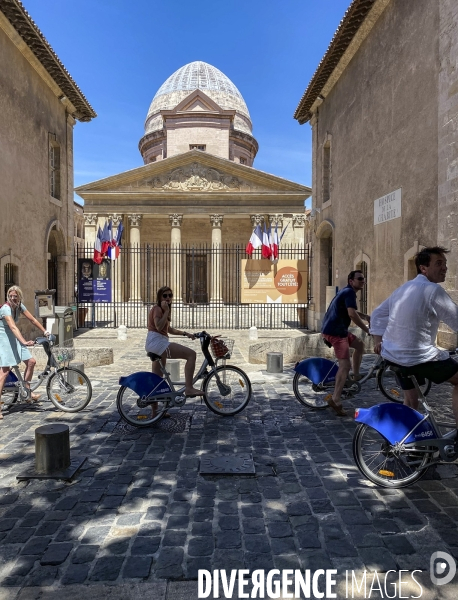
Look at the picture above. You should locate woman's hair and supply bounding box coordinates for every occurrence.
[7,285,24,305]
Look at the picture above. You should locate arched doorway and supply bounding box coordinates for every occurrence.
[47,224,66,305]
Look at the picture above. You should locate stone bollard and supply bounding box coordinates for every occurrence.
[167,359,181,383]
[118,325,127,341]
[249,326,258,341]
[69,362,84,385]
[35,424,70,474]
[266,352,283,374]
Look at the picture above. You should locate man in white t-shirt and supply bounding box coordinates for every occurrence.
[370,246,458,432]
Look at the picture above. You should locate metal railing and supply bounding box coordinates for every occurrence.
[74,243,311,330]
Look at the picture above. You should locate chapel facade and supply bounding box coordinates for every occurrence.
[78,61,311,305]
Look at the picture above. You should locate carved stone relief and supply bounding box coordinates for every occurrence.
[84,214,97,226]
[269,214,283,228]
[250,214,264,227]
[293,214,306,228]
[109,214,122,226]
[128,214,143,227]
[210,214,224,227]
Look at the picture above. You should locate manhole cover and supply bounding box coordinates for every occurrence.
[199,454,255,475]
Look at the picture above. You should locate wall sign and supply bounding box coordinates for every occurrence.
[374,188,402,225]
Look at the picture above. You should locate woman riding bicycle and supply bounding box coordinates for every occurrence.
[146,286,204,398]
[0,286,50,419]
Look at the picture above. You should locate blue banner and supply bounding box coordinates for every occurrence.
[78,259,112,303]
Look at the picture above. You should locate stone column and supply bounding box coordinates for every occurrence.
[169,214,183,303]
[128,214,142,302]
[210,214,223,301]
[109,214,123,301]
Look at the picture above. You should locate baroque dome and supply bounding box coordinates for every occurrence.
[145,61,253,136]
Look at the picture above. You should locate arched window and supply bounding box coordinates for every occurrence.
[4,263,17,300]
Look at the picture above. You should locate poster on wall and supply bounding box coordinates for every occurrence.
[78,258,112,302]
[241,259,308,304]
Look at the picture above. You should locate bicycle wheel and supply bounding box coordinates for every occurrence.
[116,386,169,427]
[203,365,251,416]
[353,423,432,488]
[292,373,330,409]
[0,389,18,409]
[47,367,92,412]
[377,365,431,403]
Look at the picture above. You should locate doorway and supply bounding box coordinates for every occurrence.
[186,253,208,303]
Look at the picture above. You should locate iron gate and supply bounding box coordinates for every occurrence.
[75,243,311,329]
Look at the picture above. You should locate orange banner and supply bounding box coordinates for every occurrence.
[241,259,308,304]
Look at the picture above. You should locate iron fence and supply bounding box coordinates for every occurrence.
[75,243,311,330]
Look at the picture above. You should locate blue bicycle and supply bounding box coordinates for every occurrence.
[353,365,457,488]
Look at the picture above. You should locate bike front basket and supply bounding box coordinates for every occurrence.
[210,338,234,360]
[51,346,75,364]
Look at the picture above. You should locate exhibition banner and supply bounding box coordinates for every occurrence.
[78,258,112,302]
[241,259,308,304]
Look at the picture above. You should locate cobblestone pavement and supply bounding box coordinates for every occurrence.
[1,330,458,599]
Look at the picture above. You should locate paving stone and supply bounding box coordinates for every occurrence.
[163,530,187,547]
[215,530,242,549]
[40,542,73,565]
[21,536,51,555]
[62,563,90,584]
[71,544,99,563]
[103,536,130,555]
[245,535,271,553]
[4,527,35,544]
[155,547,184,579]
[382,535,416,555]
[89,556,124,581]
[267,522,293,538]
[188,536,215,556]
[123,556,153,578]
[131,536,161,554]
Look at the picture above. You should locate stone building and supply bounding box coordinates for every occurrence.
[294,0,458,346]
[0,0,95,321]
[78,61,310,305]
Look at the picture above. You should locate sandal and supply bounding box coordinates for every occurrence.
[26,393,41,403]
[326,397,348,416]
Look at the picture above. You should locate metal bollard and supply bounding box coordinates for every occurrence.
[35,424,70,474]
[167,359,181,383]
[266,352,283,374]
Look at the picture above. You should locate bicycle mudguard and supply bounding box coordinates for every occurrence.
[354,402,438,444]
[4,371,18,388]
[294,358,338,385]
[119,372,172,397]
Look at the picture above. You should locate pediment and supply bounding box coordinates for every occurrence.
[172,90,224,114]
[75,150,311,197]
[117,161,262,192]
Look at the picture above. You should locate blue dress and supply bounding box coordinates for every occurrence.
[0,303,32,367]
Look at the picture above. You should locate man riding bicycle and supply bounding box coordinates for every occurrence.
[321,270,370,416]
[371,246,458,437]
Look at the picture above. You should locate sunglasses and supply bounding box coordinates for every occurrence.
[162,293,173,298]
[355,277,365,281]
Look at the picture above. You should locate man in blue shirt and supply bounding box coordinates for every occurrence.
[321,270,370,415]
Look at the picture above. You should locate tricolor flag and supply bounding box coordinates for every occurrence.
[261,224,271,259]
[93,226,103,264]
[271,222,279,262]
[101,221,111,255]
[108,221,124,261]
[245,224,262,256]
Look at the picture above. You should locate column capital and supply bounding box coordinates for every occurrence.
[210,214,224,227]
[109,214,123,227]
[269,214,283,228]
[84,213,97,226]
[250,214,264,227]
[293,214,306,228]
[128,214,143,227]
[169,214,183,227]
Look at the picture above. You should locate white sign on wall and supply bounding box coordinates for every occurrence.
[374,188,402,225]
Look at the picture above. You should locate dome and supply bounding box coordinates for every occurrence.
[145,61,252,136]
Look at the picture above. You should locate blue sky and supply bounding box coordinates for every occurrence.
[24,0,350,201]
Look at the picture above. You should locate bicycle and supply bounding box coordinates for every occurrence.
[116,331,252,427]
[353,366,457,488]
[292,354,431,409]
[1,335,92,413]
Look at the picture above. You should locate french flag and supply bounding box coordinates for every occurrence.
[261,224,271,259]
[271,223,279,261]
[245,224,262,256]
[101,221,111,255]
[93,226,103,264]
[108,221,124,261]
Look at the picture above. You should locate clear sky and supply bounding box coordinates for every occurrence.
[23,0,350,202]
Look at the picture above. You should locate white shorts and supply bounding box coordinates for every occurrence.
[145,331,170,356]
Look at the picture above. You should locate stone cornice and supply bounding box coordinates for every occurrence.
[294,0,390,124]
[0,0,96,122]
[75,150,311,195]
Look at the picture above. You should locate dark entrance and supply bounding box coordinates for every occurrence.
[186,253,208,303]
[48,258,58,304]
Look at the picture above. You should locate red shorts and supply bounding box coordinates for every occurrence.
[322,332,357,360]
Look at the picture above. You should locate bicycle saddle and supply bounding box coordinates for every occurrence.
[147,352,162,362]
